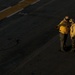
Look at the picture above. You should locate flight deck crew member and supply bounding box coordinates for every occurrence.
[56,16,70,52]
[70,19,75,52]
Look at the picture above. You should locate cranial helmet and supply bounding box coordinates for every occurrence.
[64,16,70,20]
[69,19,75,23]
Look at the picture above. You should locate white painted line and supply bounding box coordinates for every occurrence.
[29,0,56,14]
[31,0,40,5]
[19,0,25,3]
[0,6,11,13]
[6,8,24,18]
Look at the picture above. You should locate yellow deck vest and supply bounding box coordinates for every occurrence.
[59,26,69,34]
[70,24,75,38]
[58,21,70,34]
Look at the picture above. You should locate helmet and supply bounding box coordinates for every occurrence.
[69,19,75,23]
[64,16,70,20]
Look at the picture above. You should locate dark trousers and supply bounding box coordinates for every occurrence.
[71,37,75,49]
[59,33,68,50]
